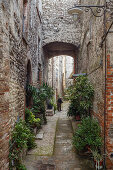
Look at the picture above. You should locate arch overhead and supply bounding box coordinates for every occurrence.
[43,41,78,58]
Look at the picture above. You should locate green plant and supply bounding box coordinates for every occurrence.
[50,98,57,113]
[16,163,27,170]
[25,108,41,129]
[67,76,94,117]
[9,119,36,169]
[73,117,102,151]
[26,84,54,124]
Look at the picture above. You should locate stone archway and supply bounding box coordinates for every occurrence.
[43,41,79,101]
[43,41,79,82]
[43,41,78,58]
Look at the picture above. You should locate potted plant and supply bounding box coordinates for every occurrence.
[72,117,102,153]
[92,150,103,169]
[67,76,94,119]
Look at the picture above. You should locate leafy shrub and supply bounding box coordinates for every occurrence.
[67,76,94,117]
[9,119,36,169]
[25,108,41,129]
[26,83,54,124]
[73,117,102,151]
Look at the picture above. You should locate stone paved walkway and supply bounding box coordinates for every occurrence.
[23,102,94,170]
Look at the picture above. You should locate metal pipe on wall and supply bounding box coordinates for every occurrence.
[103,0,107,169]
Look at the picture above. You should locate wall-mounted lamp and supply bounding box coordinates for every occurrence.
[68,7,83,21]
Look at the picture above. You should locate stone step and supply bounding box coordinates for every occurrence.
[36,132,44,140]
[46,109,54,116]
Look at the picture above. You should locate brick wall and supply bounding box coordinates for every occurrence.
[0,0,43,169]
[78,0,113,169]
[106,55,113,168]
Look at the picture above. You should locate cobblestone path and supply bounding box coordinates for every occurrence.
[24,102,94,170]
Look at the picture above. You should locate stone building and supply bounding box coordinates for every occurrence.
[42,0,81,83]
[65,56,74,88]
[47,56,74,101]
[48,56,63,101]
[0,0,43,169]
[76,0,113,169]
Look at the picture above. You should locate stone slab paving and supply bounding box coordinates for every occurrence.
[24,102,95,170]
[27,113,58,156]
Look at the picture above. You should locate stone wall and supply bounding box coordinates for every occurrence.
[9,0,27,127]
[78,0,113,168]
[42,0,81,47]
[0,1,10,168]
[0,0,27,168]
[0,0,43,169]
[28,0,43,87]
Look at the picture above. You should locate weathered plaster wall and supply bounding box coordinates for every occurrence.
[78,0,113,168]
[42,0,81,47]
[65,56,74,88]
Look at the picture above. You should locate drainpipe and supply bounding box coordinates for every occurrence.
[103,0,107,169]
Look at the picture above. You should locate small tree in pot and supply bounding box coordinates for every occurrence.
[73,117,102,152]
[67,76,94,119]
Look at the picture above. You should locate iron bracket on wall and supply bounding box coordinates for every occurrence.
[100,21,113,47]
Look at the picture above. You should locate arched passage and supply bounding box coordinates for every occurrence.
[43,41,79,101]
[43,41,79,82]
[43,41,78,58]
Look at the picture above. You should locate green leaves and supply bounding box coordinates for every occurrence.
[73,117,102,151]
[26,84,54,123]
[67,76,94,117]
[9,119,36,169]
[25,108,41,129]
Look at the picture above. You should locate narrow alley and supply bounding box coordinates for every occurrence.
[0,0,113,169]
[24,103,95,170]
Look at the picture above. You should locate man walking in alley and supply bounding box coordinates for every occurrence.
[57,97,63,111]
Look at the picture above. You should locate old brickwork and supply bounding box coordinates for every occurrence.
[0,0,43,169]
[0,0,28,168]
[78,0,113,168]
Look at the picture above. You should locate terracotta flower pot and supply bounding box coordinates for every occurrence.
[75,115,81,121]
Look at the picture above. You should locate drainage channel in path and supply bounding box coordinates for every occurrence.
[53,118,82,170]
